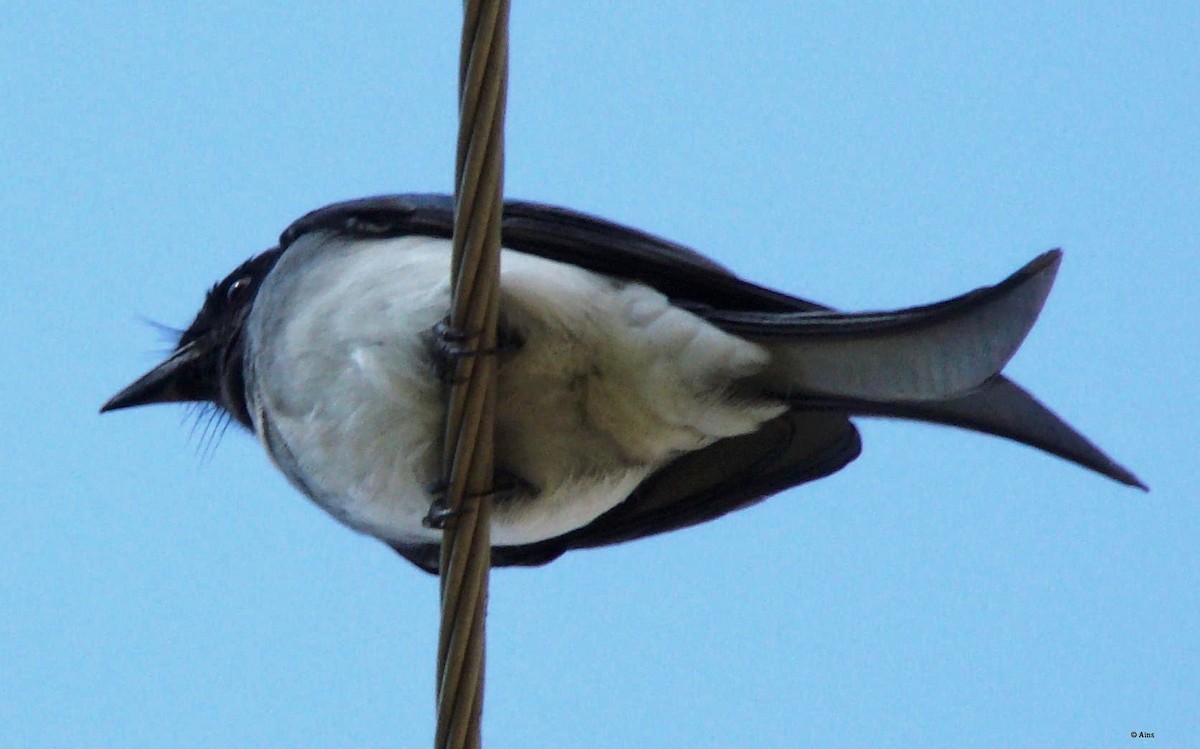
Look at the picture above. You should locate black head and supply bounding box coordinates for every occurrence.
[100,247,284,428]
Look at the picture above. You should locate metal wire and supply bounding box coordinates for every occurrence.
[434,1,509,747]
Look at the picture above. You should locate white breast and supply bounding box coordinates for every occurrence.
[246,233,785,547]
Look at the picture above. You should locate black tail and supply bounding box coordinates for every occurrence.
[797,375,1145,489]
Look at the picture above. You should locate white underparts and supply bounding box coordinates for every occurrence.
[246,234,785,547]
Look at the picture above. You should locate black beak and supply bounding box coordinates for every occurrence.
[100,342,205,413]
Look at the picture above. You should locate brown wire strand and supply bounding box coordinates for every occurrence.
[435,1,509,747]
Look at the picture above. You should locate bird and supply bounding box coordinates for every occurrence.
[101,194,1143,574]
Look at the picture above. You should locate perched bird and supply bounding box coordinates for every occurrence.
[101,194,1143,573]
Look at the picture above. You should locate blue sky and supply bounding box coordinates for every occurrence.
[3,2,1196,747]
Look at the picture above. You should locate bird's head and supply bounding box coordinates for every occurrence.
[100,248,283,428]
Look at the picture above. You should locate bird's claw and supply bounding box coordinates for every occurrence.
[422,479,460,529]
[421,471,538,529]
[425,318,522,383]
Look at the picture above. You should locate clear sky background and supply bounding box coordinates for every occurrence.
[3,3,1196,747]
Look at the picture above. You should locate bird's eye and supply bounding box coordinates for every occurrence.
[226,276,252,302]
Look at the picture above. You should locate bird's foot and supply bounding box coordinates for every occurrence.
[425,318,522,384]
[421,482,460,529]
[422,471,538,530]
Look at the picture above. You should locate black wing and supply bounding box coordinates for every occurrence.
[281,194,824,313]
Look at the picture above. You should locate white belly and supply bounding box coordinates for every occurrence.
[245,233,785,546]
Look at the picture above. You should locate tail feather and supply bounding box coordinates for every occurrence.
[713,250,1142,488]
[742,251,1062,402]
[797,375,1145,489]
